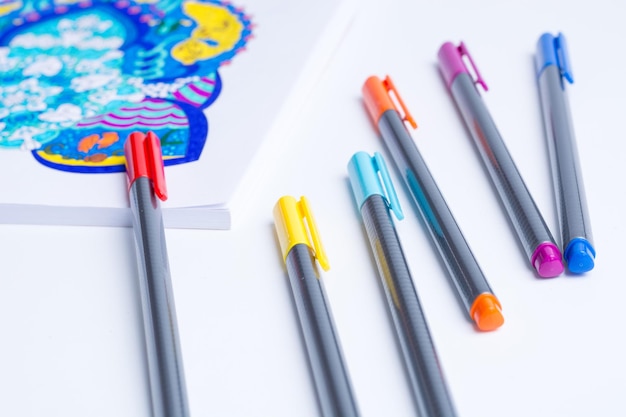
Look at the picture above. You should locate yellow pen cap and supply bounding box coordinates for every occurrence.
[273,195,330,271]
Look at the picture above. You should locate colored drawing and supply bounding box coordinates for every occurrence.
[0,0,253,173]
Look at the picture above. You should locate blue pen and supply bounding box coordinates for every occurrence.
[348,151,458,417]
[535,32,595,273]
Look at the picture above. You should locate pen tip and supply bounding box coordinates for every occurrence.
[470,294,504,332]
[565,240,595,274]
[533,244,564,278]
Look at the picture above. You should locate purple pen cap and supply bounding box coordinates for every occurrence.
[438,42,468,89]
[437,41,488,91]
[531,243,564,278]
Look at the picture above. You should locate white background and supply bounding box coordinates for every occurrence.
[1,0,625,416]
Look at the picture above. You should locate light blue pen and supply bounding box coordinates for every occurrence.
[536,33,595,273]
[348,151,458,417]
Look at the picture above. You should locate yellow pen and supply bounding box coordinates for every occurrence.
[273,196,360,417]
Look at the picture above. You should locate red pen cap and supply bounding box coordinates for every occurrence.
[362,75,417,130]
[124,131,168,201]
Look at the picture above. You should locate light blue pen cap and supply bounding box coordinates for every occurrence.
[347,151,403,220]
[535,32,573,83]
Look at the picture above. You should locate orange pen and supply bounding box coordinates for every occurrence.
[362,75,503,331]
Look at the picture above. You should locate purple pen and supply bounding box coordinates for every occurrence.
[438,42,563,278]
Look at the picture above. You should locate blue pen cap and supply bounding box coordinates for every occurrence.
[347,151,403,220]
[535,32,573,83]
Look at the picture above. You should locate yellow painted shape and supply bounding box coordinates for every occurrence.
[0,1,21,17]
[171,2,244,65]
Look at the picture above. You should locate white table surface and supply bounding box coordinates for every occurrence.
[2,0,625,416]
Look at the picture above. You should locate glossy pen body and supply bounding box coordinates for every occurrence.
[363,76,503,332]
[348,152,457,417]
[125,132,189,417]
[438,42,563,278]
[536,33,595,273]
[274,196,360,417]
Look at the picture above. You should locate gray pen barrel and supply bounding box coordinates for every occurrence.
[378,109,493,314]
[361,194,457,417]
[537,65,593,247]
[285,244,360,417]
[450,73,557,259]
[130,177,189,417]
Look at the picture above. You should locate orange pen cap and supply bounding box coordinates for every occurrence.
[362,75,417,129]
[469,293,504,332]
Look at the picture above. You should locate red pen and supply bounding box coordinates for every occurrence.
[125,132,190,417]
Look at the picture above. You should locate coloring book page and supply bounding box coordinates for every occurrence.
[0,0,354,228]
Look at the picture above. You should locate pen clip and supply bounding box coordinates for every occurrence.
[372,152,404,220]
[457,42,488,92]
[381,76,417,129]
[554,33,574,84]
[298,197,330,271]
[124,131,168,201]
